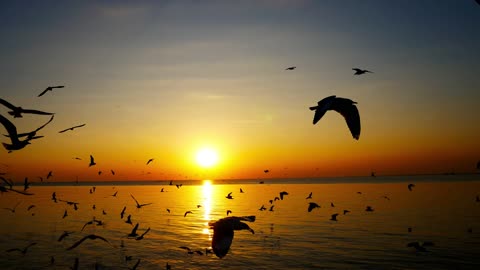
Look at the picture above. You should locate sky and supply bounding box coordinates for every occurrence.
[0,0,479,182]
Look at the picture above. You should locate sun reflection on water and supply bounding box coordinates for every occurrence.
[202,180,213,239]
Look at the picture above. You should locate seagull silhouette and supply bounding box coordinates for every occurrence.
[310,95,361,140]
[306,192,312,199]
[146,158,154,165]
[127,223,140,237]
[259,204,267,211]
[4,115,54,140]
[352,68,373,75]
[240,188,244,193]
[130,194,153,209]
[285,66,296,70]
[0,114,32,151]
[6,242,36,255]
[279,191,289,200]
[184,211,193,217]
[330,213,339,221]
[47,171,53,180]
[3,202,20,213]
[227,210,232,216]
[135,227,150,240]
[38,85,64,97]
[89,155,96,167]
[226,192,233,199]
[407,241,434,252]
[27,205,35,211]
[125,214,132,225]
[308,202,320,212]
[58,231,74,242]
[408,184,415,191]
[66,234,109,250]
[23,177,30,191]
[365,206,374,212]
[209,216,255,258]
[58,124,86,133]
[0,98,54,118]
[62,210,68,219]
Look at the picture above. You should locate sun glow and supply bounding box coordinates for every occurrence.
[196,148,219,168]
[202,180,213,238]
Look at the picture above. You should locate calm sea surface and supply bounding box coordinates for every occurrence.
[1,175,479,269]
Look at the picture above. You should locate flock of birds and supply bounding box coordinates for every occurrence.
[1,64,479,269]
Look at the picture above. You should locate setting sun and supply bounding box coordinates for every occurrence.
[196,148,219,168]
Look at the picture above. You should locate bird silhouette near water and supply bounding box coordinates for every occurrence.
[130,194,153,209]
[66,234,109,250]
[209,216,255,258]
[310,95,361,140]
[308,202,320,212]
[6,242,36,255]
[0,114,32,151]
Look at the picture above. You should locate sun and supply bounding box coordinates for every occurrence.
[195,148,219,168]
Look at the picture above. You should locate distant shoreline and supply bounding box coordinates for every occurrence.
[10,173,480,187]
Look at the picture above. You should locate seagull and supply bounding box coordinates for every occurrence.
[89,155,96,167]
[209,216,255,258]
[306,192,312,199]
[352,68,373,75]
[408,184,415,191]
[0,114,32,151]
[66,234,109,251]
[23,177,30,191]
[47,171,53,180]
[146,158,154,165]
[98,171,102,175]
[279,191,289,200]
[135,227,150,240]
[330,202,335,207]
[58,124,86,134]
[240,188,244,193]
[111,170,115,175]
[330,213,339,221]
[184,211,193,217]
[310,95,361,140]
[407,241,434,252]
[58,231,74,242]
[343,210,350,215]
[52,192,57,203]
[125,214,132,225]
[130,194,153,209]
[37,85,64,97]
[27,205,35,211]
[166,208,170,213]
[264,169,269,173]
[6,242,36,255]
[308,202,320,212]
[365,206,374,212]
[4,115,54,140]
[227,210,232,216]
[259,205,267,211]
[382,195,390,201]
[226,192,233,199]
[3,202,20,213]
[0,98,54,118]
[127,223,140,238]
[285,66,296,70]
[269,205,274,212]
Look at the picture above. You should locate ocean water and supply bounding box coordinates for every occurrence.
[1,176,479,269]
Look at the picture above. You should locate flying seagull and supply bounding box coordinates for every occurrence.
[6,242,36,255]
[47,171,53,180]
[38,85,64,97]
[308,202,320,212]
[407,241,434,252]
[0,98,54,118]
[279,191,289,200]
[408,184,415,191]
[58,231,74,242]
[135,227,150,240]
[285,66,296,70]
[127,223,140,238]
[58,124,86,133]
[310,95,361,140]
[352,68,373,75]
[66,234,109,251]
[89,155,96,167]
[306,192,312,199]
[130,194,153,209]
[146,158,154,165]
[209,216,255,258]
[4,115,54,140]
[330,213,339,221]
[0,114,32,151]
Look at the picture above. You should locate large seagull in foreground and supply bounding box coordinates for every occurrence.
[310,95,361,140]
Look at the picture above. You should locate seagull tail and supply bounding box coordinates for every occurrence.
[309,106,318,111]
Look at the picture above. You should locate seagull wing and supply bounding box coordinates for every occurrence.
[0,114,21,145]
[130,194,140,207]
[37,88,50,97]
[130,223,139,236]
[66,236,89,250]
[331,98,361,140]
[0,98,17,110]
[311,96,336,125]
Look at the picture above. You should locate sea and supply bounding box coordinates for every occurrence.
[0,174,479,269]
